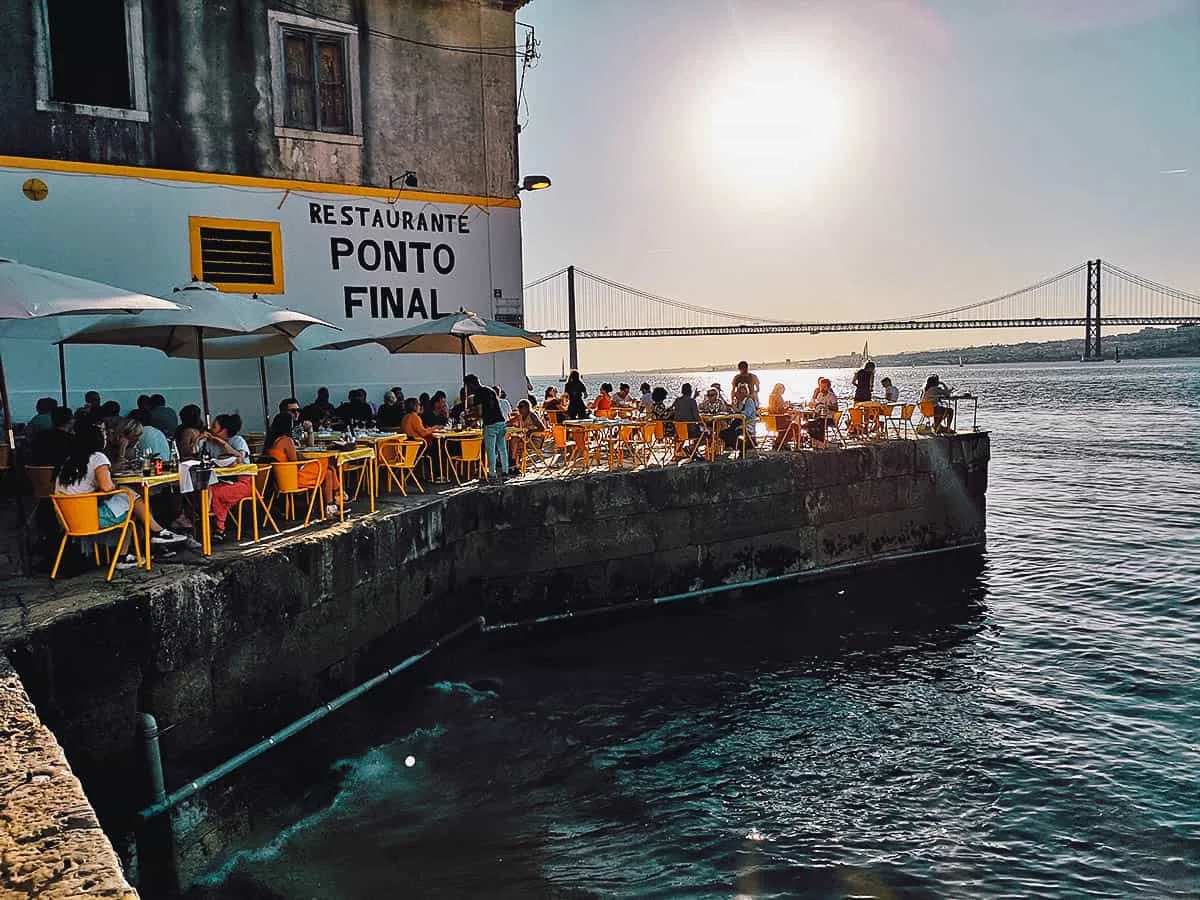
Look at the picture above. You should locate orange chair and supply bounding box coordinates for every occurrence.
[594,408,615,419]
[886,403,917,439]
[50,490,142,581]
[550,425,581,469]
[445,435,484,484]
[268,458,327,525]
[378,438,425,496]
[232,464,280,541]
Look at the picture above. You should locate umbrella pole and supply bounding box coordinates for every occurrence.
[288,351,296,399]
[258,357,270,432]
[0,351,14,452]
[461,335,468,414]
[58,344,68,408]
[196,326,211,426]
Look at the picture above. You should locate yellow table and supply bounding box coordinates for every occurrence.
[299,447,376,522]
[113,471,179,570]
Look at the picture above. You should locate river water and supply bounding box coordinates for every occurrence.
[197,359,1199,899]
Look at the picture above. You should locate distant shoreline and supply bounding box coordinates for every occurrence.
[531,325,1200,377]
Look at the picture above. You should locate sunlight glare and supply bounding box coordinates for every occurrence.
[708,58,846,184]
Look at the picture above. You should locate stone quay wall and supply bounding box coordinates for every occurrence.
[0,654,138,898]
[3,433,988,889]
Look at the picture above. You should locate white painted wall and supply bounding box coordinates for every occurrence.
[0,165,527,423]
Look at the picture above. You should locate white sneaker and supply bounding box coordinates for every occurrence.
[326,503,341,516]
[151,529,184,545]
[115,554,139,570]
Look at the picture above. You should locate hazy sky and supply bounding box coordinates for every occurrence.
[515,0,1200,374]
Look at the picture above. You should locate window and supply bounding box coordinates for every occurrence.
[283,31,348,132]
[188,218,284,295]
[33,0,149,121]
[268,10,362,143]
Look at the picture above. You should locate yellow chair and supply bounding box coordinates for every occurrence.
[886,403,917,439]
[550,425,580,469]
[445,435,484,484]
[269,458,327,525]
[828,410,850,445]
[670,421,703,462]
[378,437,425,496]
[232,464,280,541]
[50,490,142,581]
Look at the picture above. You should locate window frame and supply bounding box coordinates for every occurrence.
[188,216,285,295]
[267,10,362,145]
[31,0,150,122]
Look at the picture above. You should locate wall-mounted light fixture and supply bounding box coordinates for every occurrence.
[517,174,552,193]
[389,171,419,190]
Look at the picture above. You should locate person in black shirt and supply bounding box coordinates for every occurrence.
[28,407,75,467]
[465,374,510,481]
[376,390,405,428]
[852,361,876,403]
[336,388,375,426]
[422,391,449,427]
[563,370,588,419]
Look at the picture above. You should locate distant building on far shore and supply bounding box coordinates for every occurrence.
[0,0,535,416]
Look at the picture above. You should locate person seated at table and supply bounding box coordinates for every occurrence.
[506,399,546,470]
[592,383,614,414]
[699,386,730,415]
[639,383,655,415]
[612,383,636,409]
[650,386,671,421]
[768,384,801,451]
[401,398,436,447]
[301,394,334,431]
[806,377,839,449]
[422,391,450,427]
[724,382,758,450]
[670,384,702,455]
[263,412,340,515]
[880,377,899,403]
[376,391,405,429]
[197,413,253,542]
[542,386,563,413]
[147,394,179,434]
[106,417,145,469]
[27,397,58,435]
[920,375,954,433]
[127,394,152,420]
[55,422,183,566]
[337,388,375,426]
[496,386,514,421]
[137,416,172,463]
[28,407,74,467]
[175,405,204,459]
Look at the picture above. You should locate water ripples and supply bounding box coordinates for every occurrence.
[196,360,1200,899]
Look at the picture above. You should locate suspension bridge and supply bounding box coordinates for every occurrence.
[522,259,1200,366]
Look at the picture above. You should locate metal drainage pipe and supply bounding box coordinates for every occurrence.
[138,616,484,822]
[480,542,983,634]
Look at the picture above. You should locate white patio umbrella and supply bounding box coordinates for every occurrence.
[0,258,184,449]
[162,332,304,431]
[312,309,543,385]
[59,282,339,421]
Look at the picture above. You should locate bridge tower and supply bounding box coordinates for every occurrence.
[566,265,579,371]
[1083,259,1103,359]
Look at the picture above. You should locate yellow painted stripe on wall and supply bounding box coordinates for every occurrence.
[0,155,522,208]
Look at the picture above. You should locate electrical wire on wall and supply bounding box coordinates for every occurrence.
[275,0,540,61]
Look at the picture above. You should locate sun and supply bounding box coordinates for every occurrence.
[708,58,845,183]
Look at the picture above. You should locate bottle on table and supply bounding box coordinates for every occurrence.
[167,439,179,473]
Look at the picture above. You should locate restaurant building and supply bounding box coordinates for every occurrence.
[0,0,534,418]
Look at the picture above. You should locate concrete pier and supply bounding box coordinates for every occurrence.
[0,433,988,890]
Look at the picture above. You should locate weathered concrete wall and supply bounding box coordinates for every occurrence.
[4,434,987,889]
[0,0,525,194]
[0,655,137,899]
